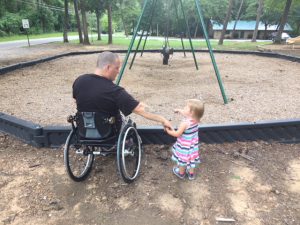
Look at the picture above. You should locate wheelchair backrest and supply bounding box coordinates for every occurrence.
[76,112,116,139]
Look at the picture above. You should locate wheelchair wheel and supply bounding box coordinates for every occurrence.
[117,123,142,183]
[64,130,94,182]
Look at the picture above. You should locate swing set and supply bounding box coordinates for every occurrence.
[116,0,228,104]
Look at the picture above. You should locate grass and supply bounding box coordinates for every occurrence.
[0,31,272,51]
[77,35,272,51]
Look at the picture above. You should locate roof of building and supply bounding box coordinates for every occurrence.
[211,20,293,31]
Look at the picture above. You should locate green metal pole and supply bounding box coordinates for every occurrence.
[141,31,149,57]
[116,0,150,85]
[195,0,228,104]
[141,0,158,56]
[172,0,186,57]
[129,29,146,69]
[179,0,198,70]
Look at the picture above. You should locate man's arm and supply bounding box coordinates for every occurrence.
[133,103,172,129]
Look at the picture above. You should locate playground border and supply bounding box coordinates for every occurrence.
[0,49,299,75]
[0,49,299,148]
[0,112,299,148]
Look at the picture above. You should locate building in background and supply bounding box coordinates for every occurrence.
[209,20,293,40]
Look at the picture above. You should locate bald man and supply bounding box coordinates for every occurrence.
[73,51,172,132]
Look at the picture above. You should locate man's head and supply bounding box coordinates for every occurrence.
[95,51,121,81]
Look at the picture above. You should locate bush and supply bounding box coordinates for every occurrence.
[0,12,22,35]
[0,29,6,37]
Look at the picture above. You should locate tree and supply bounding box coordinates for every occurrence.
[260,4,281,39]
[231,0,244,38]
[87,0,105,41]
[74,0,83,43]
[118,0,128,36]
[252,0,263,42]
[63,0,69,42]
[95,0,105,40]
[275,0,293,43]
[290,4,300,34]
[79,0,90,45]
[219,0,235,45]
[107,2,113,44]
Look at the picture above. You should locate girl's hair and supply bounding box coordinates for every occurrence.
[187,99,204,121]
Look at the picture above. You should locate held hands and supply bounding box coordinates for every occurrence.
[165,126,175,136]
[162,119,172,131]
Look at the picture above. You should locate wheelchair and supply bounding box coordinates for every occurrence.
[64,112,142,183]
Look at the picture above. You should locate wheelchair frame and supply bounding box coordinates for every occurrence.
[63,113,142,183]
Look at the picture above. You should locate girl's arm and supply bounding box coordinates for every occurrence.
[166,121,188,138]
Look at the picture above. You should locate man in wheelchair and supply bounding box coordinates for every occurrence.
[72,51,172,133]
[65,51,172,183]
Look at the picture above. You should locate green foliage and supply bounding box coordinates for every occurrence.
[0,0,299,38]
[201,0,228,23]
[289,0,300,34]
[0,13,22,36]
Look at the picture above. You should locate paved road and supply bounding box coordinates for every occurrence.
[0,35,82,50]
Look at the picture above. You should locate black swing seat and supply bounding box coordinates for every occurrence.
[76,112,118,145]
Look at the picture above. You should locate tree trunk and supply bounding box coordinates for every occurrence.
[107,3,113,44]
[119,0,128,37]
[194,22,198,38]
[218,0,234,45]
[264,24,268,39]
[252,0,263,42]
[74,0,83,43]
[96,10,102,41]
[40,0,45,32]
[80,0,90,45]
[63,0,69,43]
[231,0,244,39]
[120,10,128,37]
[275,0,292,44]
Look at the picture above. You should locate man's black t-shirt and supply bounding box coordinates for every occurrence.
[73,74,139,118]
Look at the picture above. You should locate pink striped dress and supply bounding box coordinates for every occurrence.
[172,118,200,168]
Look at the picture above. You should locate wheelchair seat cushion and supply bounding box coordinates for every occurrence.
[76,112,117,139]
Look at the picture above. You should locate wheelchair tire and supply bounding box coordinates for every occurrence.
[117,124,142,183]
[64,130,94,182]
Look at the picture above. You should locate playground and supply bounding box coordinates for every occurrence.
[0,49,299,127]
[0,43,300,225]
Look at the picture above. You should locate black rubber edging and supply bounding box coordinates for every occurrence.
[0,112,43,147]
[1,49,299,75]
[1,112,299,148]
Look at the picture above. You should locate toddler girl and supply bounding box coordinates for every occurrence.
[166,99,204,180]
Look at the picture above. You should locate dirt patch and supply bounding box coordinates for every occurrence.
[0,134,299,225]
